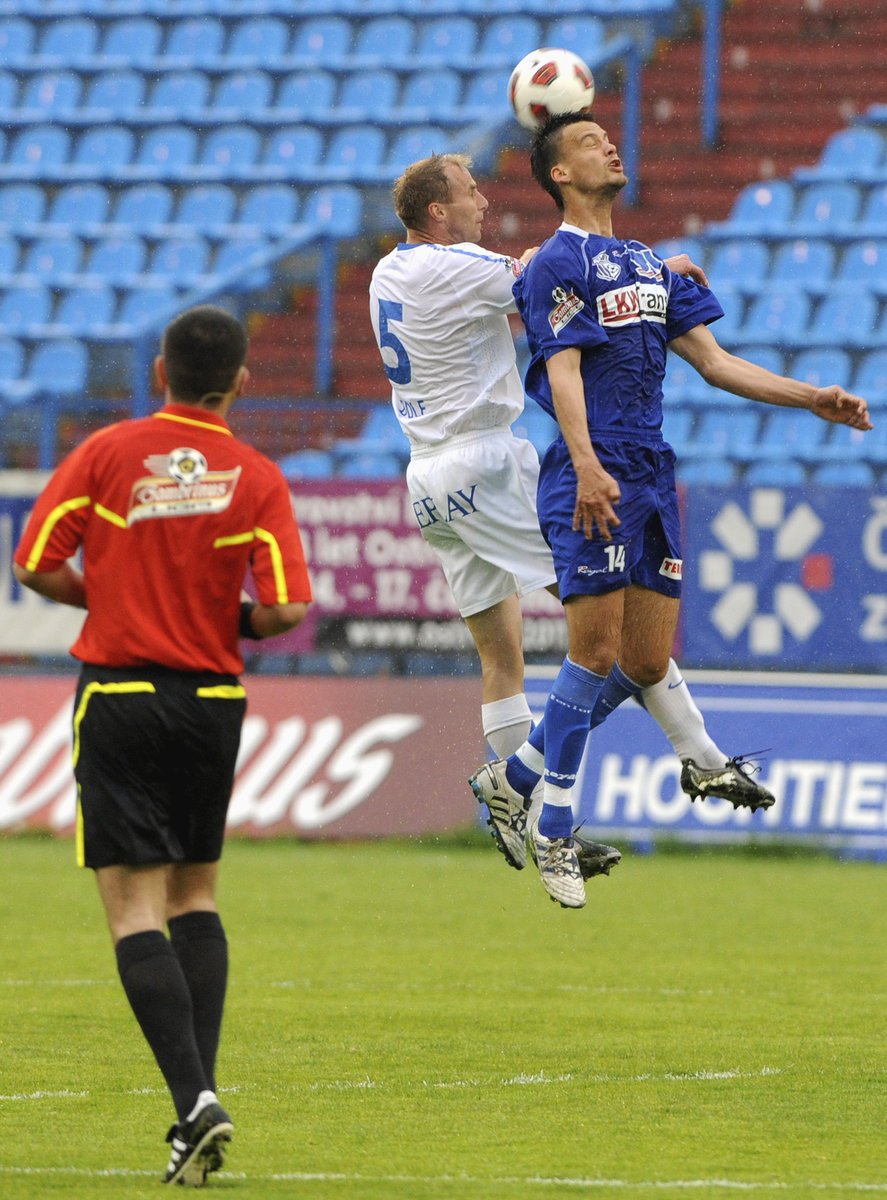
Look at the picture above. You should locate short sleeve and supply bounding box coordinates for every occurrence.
[14,441,94,572]
[514,252,609,359]
[436,243,522,317]
[665,273,724,341]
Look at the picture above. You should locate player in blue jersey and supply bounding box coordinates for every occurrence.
[470,113,872,908]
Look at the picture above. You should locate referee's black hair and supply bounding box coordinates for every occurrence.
[162,305,248,406]
[530,111,598,212]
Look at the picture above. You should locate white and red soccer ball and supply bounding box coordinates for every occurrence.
[508,47,596,132]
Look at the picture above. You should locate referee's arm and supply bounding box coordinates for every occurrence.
[240,596,309,639]
[13,561,87,609]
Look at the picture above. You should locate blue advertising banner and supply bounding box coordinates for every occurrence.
[526,669,887,855]
[681,487,887,673]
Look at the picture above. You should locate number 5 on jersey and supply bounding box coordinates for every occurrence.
[378,300,411,385]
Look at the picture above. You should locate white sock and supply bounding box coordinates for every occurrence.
[482,694,534,759]
[640,659,727,769]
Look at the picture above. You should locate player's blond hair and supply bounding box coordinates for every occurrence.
[393,153,472,232]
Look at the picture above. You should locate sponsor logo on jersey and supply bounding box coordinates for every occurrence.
[597,282,668,327]
[592,250,621,282]
[548,286,585,335]
[659,556,683,579]
[129,451,242,524]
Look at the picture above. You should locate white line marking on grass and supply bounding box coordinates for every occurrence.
[0,979,112,987]
[3,1166,885,1191]
[0,1090,88,1102]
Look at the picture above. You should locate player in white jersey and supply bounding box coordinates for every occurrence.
[369,154,778,876]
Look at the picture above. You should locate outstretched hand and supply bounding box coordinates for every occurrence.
[810,387,873,430]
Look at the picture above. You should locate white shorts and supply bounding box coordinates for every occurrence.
[407,429,557,618]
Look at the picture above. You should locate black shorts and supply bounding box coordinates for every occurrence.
[72,664,247,870]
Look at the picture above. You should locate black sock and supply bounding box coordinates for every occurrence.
[168,911,228,1094]
[115,930,209,1121]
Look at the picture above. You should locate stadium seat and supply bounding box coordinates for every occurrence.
[147,238,211,287]
[653,237,706,268]
[338,452,403,479]
[811,460,875,487]
[4,126,71,177]
[239,185,299,233]
[197,125,261,178]
[0,335,25,381]
[821,419,887,464]
[400,70,461,117]
[857,184,887,235]
[36,17,97,62]
[165,18,226,67]
[684,410,762,460]
[290,17,351,60]
[513,401,559,453]
[261,126,325,178]
[387,126,449,172]
[0,183,46,227]
[0,70,18,109]
[276,448,334,478]
[706,238,770,286]
[718,181,794,235]
[0,19,35,62]
[113,183,174,229]
[769,239,835,287]
[354,17,414,64]
[101,18,163,66]
[658,408,694,456]
[130,126,198,179]
[837,239,887,293]
[791,182,861,237]
[744,458,808,485]
[663,351,711,403]
[543,17,607,58]
[706,284,745,344]
[741,285,811,346]
[461,70,510,118]
[853,349,887,405]
[71,126,135,178]
[275,71,338,118]
[676,458,738,486]
[732,344,785,375]
[754,408,830,461]
[226,17,289,65]
[477,16,541,66]
[213,71,273,117]
[325,126,387,181]
[22,236,83,280]
[806,288,879,348]
[354,403,404,446]
[212,238,272,290]
[83,71,146,118]
[116,284,178,330]
[338,71,400,120]
[415,17,477,64]
[147,72,211,118]
[791,347,852,389]
[303,185,362,238]
[0,235,18,277]
[795,125,886,183]
[20,70,82,116]
[87,236,147,285]
[52,284,116,333]
[175,185,237,231]
[28,339,89,396]
[0,284,53,332]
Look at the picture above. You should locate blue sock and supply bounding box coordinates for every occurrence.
[539,658,607,838]
[504,719,545,796]
[589,662,643,730]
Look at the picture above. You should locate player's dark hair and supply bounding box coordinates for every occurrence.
[393,152,472,231]
[161,305,248,406]
[530,111,598,211]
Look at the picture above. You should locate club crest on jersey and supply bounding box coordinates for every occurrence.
[659,557,683,580]
[592,250,621,282]
[597,282,668,327]
[548,286,585,336]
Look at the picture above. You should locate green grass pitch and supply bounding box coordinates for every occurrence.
[0,834,884,1199]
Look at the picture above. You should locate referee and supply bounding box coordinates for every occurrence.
[13,306,312,1185]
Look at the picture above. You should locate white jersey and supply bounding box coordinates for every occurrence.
[369,241,526,452]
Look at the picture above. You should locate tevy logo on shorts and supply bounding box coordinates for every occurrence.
[548,286,585,336]
[127,450,242,525]
[597,282,667,327]
[659,557,683,580]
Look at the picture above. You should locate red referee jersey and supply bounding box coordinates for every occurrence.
[14,403,313,674]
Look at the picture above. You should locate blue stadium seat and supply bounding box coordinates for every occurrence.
[659,407,695,456]
[415,17,477,64]
[148,237,211,286]
[22,236,83,279]
[461,69,510,118]
[684,410,762,460]
[791,182,861,236]
[28,339,89,396]
[706,238,770,286]
[131,126,198,178]
[513,400,559,453]
[356,403,404,445]
[663,351,711,402]
[71,126,135,177]
[276,448,334,479]
[806,289,879,348]
[753,408,830,462]
[543,17,607,58]
[20,71,82,116]
[795,125,886,183]
[117,284,178,329]
[354,17,414,63]
[88,236,147,285]
[733,344,785,375]
[791,347,852,389]
[5,126,71,176]
[744,459,808,486]
[821,420,887,464]
[857,184,887,235]
[165,18,226,67]
[83,71,146,118]
[741,285,811,346]
[113,183,174,229]
[811,461,876,487]
[0,236,18,276]
[706,285,745,344]
[0,335,25,381]
[0,70,17,109]
[175,185,237,230]
[226,17,289,65]
[853,349,887,405]
[477,16,541,66]
[0,284,52,333]
[387,126,449,172]
[239,185,299,232]
[400,70,461,116]
[325,126,387,181]
[303,185,362,237]
[338,452,403,479]
[291,17,351,59]
[769,238,835,286]
[837,239,887,293]
[676,458,738,486]
[148,72,211,117]
[197,125,261,178]
[275,71,338,117]
[0,183,47,227]
[101,18,163,66]
[338,71,400,120]
[37,17,97,62]
[719,181,794,235]
[261,126,324,178]
[0,19,35,62]
[213,71,273,117]
[654,238,705,269]
[53,283,116,333]
[212,238,272,290]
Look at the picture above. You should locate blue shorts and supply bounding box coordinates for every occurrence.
[537,436,683,602]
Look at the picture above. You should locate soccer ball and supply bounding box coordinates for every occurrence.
[508,47,595,132]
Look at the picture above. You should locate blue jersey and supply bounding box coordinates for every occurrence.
[513,224,724,446]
